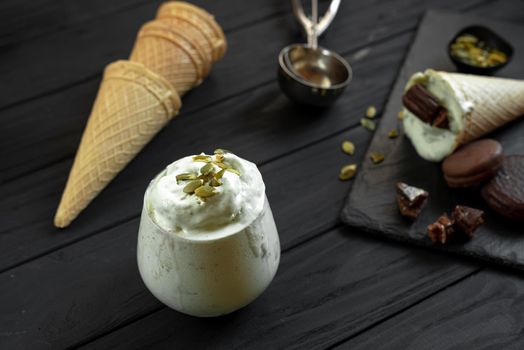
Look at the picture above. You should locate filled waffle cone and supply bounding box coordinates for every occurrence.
[130,20,207,96]
[437,71,524,144]
[157,1,226,61]
[54,60,181,228]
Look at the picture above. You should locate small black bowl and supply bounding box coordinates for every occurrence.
[448,25,513,75]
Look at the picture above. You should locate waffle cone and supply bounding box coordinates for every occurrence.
[157,1,226,61]
[54,60,181,228]
[157,17,213,65]
[434,71,524,144]
[130,20,207,96]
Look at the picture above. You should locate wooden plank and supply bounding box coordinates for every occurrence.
[0,0,287,110]
[0,33,411,272]
[0,125,478,348]
[0,123,365,348]
[0,0,482,110]
[0,0,148,47]
[72,227,475,350]
[0,0,287,47]
[336,269,524,350]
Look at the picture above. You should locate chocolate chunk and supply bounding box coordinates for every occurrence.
[452,205,485,237]
[396,182,429,219]
[402,84,449,129]
[432,109,449,129]
[427,213,455,244]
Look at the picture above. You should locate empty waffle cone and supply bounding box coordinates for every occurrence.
[157,17,213,65]
[130,20,207,96]
[435,71,524,144]
[157,1,226,61]
[54,60,181,228]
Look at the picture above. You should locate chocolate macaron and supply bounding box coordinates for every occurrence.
[482,155,524,221]
[442,139,503,188]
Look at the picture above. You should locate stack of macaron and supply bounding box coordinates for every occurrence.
[441,138,524,221]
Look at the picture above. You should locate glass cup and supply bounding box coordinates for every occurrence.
[137,173,281,317]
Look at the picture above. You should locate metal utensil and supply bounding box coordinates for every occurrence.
[278,0,352,107]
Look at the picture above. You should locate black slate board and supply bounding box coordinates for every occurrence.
[341,10,524,269]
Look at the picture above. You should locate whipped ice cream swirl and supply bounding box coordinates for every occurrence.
[147,152,265,240]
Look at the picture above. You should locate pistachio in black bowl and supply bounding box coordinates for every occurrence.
[448,25,513,75]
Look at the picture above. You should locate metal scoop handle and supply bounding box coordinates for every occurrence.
[291,0,341,49]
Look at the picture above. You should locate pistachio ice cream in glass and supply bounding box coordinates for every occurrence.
[137,150,280,317]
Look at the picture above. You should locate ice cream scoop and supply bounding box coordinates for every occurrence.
[278,0,352,107]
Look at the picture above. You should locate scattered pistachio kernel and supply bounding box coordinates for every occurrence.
[176,173,197,181]
[366,106,377,118]
[370,152,385,164]
[339,164,357,181]
[200,163,215,175]
[360,118,376,131]
[397,110,405,120]
[214,169,226,179]
[192,155,212,162]
[195,185,217,198]
[215,162,228,169]
[183,179,204,194]
[210,177,223,187]
[388,128,399,138]
[226,167,241,176]
[215,153,225,162]
[341,141,355,155]
[214,148,230,154]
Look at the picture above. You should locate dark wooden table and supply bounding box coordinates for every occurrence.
[2,1,524,349]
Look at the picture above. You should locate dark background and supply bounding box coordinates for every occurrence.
[1,0,524,349]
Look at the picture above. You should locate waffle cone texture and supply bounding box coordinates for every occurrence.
[54,61,181,228]
[55,2,226,228]
[436,71,524,144]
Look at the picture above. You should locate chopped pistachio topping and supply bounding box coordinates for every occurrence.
[388,128,398,138]
[370,152,385,164]
[210,177,223,187]
[176,173,197,181]
[366,106,377,118]
[226,168,241,176]
[183,179,204,194]
[192,155,212,162]
[360,118,376,131]
[200,163,214,175]
[178,151,242,199]
[341,140,355,155]
[214,148,231,155]
[195,185,217,198]
[214,169,226,179]
[397,110,405,120]
[339,164,357,181]
[215,162,228,169]
[214,161,241,176]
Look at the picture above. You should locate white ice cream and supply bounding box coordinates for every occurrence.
[403,70,473,162]
[137,152,280,317]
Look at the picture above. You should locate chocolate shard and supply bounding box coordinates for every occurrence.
[432,108,449,129]
[402,84,450,130]
[427,213,455,244]
[452,205,485,237]
[396,182,429,219]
